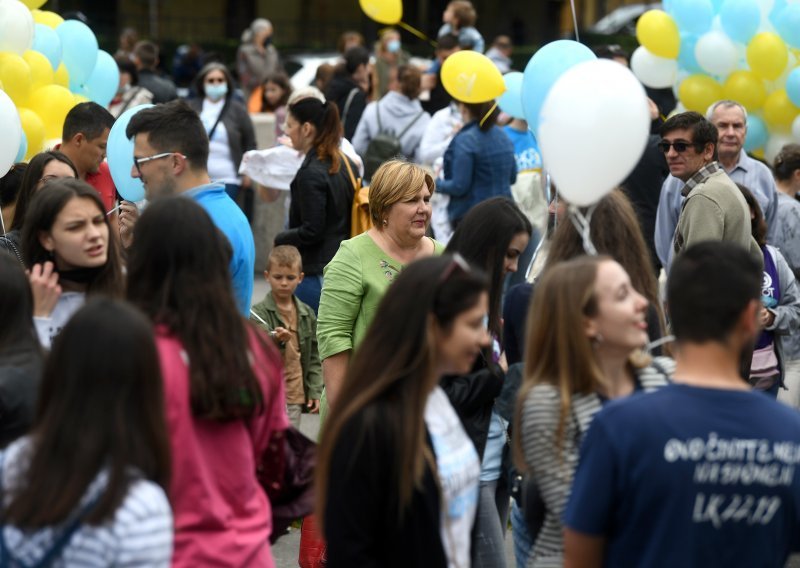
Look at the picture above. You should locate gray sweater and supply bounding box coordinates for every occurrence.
[352,91,431,164]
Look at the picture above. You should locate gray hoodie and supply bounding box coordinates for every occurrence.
[352,91,431,165]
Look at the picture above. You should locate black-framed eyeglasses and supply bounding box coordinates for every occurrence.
[133,152,185,176]
[657,140,700,154]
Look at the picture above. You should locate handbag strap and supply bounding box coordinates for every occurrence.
[340,153,358,191]
[206,100,228,140]
[341,88,359,126]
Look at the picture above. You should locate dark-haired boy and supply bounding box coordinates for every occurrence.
[250,245,321,428]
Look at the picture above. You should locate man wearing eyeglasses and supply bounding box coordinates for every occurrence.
[656,111,760,265]
[125,100,255,315]
[655,101,778,270]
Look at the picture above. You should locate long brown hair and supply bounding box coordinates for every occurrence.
[513,256,608,471]
[316,255,488,532]
[288,97,343,174]
[545,189,665,336]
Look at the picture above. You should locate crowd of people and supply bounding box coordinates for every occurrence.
[4,3,800,567]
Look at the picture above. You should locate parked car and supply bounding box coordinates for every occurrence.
[589,3,662,35]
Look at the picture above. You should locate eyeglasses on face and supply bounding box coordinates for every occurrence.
[657,140,701,154]
[133,152,186,176]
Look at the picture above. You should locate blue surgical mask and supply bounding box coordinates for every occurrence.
[205,83,228,101]
[387,39,401,53]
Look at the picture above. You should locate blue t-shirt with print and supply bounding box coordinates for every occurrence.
[565,383,800,567]
[185,182,255,315]
[502,126,542,174]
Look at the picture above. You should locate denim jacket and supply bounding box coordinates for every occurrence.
[436,121,516,225]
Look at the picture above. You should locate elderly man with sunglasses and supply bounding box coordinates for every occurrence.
[654,110,761,268]
[654,101,778,270]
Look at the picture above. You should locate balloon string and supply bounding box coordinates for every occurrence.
[398,21,438,47]
[568,203,598,256]
[479,102,498,128]
[525,174,554,281]
[570,0,581,42]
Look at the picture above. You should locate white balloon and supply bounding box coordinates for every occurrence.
[695,31,739,77]
[538,59,650,207]
[0,90,22,176]
[793,115,800,143]
[765,133,795,164]
[631,46,678,89]
[0,0,33,55]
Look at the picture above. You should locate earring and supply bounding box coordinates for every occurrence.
[592,332,604,345]
[382,219,388,226]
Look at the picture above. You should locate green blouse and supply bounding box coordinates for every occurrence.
[317,232,445,361]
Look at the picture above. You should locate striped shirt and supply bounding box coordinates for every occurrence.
[0,437,173,567]
[519,357,674,568]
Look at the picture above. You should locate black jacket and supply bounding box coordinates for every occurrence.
[440,353,504,459]
[325,403,447,568]
[326,75,366,141]
[274,150,354,275]
[0,345,42,449]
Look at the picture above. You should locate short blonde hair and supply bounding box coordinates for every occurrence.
[368,161,435,225]
[267,245,302,272]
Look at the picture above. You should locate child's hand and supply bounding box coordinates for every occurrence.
[274,326,292,343]
[307,399,320,414]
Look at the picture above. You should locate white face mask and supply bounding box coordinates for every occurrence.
[205,82,228,101]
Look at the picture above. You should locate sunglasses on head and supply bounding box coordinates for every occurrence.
[657,140,701,154]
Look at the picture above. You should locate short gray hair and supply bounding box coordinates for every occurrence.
[706,100,748,122]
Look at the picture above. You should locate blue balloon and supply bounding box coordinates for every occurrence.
[673,0,714,34]
[497,72,525,120]
[786,68,800,108]
[678,34,702,74]
[32,23,61,70]
[720,0,761,43]
[85,51,120,108]
[744,114,768,152]
[522,40,596,135]
[15,130,27,163]
[774,3,800,48]
[107,104,154,203]
[56,20,98,85]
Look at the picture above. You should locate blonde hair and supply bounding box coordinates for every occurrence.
[267,245,302,272]
[368,161,435,225]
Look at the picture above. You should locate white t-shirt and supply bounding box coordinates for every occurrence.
[200,99,239,185]
[424,386,480,568]
[34,292,85,350]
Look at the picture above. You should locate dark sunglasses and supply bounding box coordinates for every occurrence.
[657,140,701,154]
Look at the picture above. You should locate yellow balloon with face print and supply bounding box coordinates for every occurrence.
[0,52,32,105]
[678,74,723,113]
[763,89,800,128]
[23,50,54,89]
[31,10,64,29]
[359,0,401,24]
[747,33,789,81]
[441,51,506,103]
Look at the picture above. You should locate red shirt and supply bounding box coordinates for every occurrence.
[85,162,116,212]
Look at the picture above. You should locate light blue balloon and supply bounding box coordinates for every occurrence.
[673,0,714,34]
[56,20,98,85]
[711,0,726,12]
[522,40,596,135]
[720,0,761,43]
[32,23,61,70]
[497,72,524,120]
[15,130,26,163]
[744,114,768,152]
[774,3,800,49]
[107,104,154,203]
[678,34,702,74]
[786,68,800,108]
[85,51,119,108]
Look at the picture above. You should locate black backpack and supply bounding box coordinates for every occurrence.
[363,103,425,180]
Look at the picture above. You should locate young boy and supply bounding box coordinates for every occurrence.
[250,245,322,429]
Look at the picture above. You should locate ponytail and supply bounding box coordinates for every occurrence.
[774,143,800,182]
[288,98,343,174]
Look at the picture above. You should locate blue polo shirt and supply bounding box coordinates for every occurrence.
[185,182,254,314]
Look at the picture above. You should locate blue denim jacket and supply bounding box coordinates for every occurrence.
[437,121,516,225]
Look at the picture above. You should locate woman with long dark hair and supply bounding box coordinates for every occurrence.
[318,255,489,567]
[0,298,173,565]
[275,96,356,312]
[127,197,288,567]
[443,196,531,568]
[21,179,123,349]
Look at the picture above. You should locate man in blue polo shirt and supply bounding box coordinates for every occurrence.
[564,241,800,568]
[126,100,254,314]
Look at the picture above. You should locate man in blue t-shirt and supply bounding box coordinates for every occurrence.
[564,241,800,568]
[126,100,255,315]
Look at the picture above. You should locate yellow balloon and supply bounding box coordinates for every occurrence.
[678,75,723,113]
[0,52,32,106]
[723,71,767,112]
[54,63,69,88]
[17,107,45,159]
[73,94,89,104]
[31,10,64,29]
[359,0,401,24]
[441,51,505,104]
[23,50,54,90]
[763,89,800,128]
[636,10,680,59]
[28,85,76,139]
[20,0,46,8]
[747,33,788,81]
